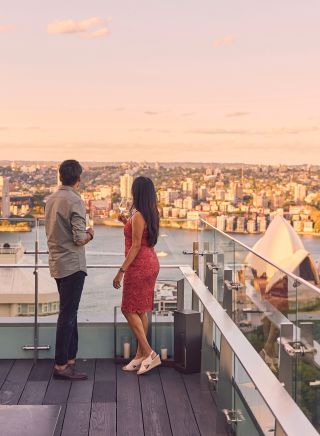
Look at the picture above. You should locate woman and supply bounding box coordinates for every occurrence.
[113,176,161,375]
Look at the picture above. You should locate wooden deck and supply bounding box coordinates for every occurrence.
[0,359,228,436]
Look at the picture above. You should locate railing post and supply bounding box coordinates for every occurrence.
[201,308,214,373]
[222,270,233,316]
[204,241,213,294]
[176,278,185,311]
[33,218,39,363]
[218,334,234,420]
[192,241,200,311]
[278,322,294,397]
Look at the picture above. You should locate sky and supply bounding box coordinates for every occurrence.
[0,0,320,164]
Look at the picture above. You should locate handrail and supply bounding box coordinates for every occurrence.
[180,265,319,436]
[201,218,320,296]
[0,264,186,269]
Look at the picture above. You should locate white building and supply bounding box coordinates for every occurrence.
[182,178,195,195]
[236,217,246,233]
[226,216,235,233]
[183,196,194,210]
[120,173,133,199]
[0,176,10,218]
[0,243,59,317]
[216,215,226,232]
[294,184,307,203]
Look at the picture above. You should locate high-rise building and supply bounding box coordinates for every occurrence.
[226,216,235,232]
[216,215,226,232]
[247,219,256,233]
[294,184,307,203]
[120,173,133,199]
[197,185,207,201]
[236,217,246,233]
[0,176,10,218]
[182,178,195,195]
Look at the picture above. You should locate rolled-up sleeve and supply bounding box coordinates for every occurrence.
[70,200,87,244]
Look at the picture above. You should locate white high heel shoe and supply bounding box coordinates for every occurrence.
[137,352,161,375]
[122,357,144,371]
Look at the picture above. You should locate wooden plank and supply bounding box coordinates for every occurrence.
[43,378,71,405]
[159,367,200,436]
[68,359,95,404]
[53,404,67,436]
[20,360,54,405]
[0,360,33,405]
[19,381,50,405]
[92,359,116,403]
[92,380,116,403]
[116,364,144,436]
[0,360,14,389]
[89,402,116,436]
[183,373,227,436]
[28,360,53,381]
[61,403,91,436]
[139,369,172,436]
[95,359,115,381]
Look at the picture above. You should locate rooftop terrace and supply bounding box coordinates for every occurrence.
[0,359,226,436]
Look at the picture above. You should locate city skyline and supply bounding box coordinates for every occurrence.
[1,1,320,164]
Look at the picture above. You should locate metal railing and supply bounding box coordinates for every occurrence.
[181,265,318,436]
[1,216,320,434]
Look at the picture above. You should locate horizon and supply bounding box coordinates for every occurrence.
[1,1,320,163]
[0,159,318,167]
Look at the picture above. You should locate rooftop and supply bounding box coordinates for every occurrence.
[0,359,226,436]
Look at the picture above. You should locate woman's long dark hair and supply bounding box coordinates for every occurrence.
[131,176,159,247]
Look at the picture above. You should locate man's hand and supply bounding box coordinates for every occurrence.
[86,227,94,241]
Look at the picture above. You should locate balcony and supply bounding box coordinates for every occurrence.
[0,217,319,435]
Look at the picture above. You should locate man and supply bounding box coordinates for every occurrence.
[45,160,94,380]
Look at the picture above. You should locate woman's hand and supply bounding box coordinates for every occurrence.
[113,271,124,289]
[118,213,128,225]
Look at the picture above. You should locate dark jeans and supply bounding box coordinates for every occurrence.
[55,271,86,366]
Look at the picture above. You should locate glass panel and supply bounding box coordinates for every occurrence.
[234,356,275,435]
[232,238,297,379]
[0,217,37,320]
[295,277,320,432]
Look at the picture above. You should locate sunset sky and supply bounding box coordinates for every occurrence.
[0,0,319,164]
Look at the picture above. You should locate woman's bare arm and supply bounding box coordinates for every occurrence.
[121,212,145,271]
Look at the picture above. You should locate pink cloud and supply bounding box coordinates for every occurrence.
[0,24,15,33]
[213,35,236,48]
[82,27,110,39]
[47,17,111,39]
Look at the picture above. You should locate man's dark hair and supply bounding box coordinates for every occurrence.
[59,160,83,186]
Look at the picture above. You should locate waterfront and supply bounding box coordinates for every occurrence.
[0,225,319,318]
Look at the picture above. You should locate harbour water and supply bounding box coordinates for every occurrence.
[0,225,319,317]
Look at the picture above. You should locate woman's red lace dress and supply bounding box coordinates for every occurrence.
[121,218,160,313]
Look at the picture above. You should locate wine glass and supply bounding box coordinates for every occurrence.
[118,198,132,223]
[86,212,94,230]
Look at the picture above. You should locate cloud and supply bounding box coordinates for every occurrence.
[0,24,15,33]
[181,112,195,117]
[47,17,111,39]
[128,128,171,133]
[144,111,160,116]
[213,35,236,48]
[226,112,249,118]
[82,27,110,40]
[188,126,320,136]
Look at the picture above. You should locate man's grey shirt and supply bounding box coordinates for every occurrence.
[45,185,87,279]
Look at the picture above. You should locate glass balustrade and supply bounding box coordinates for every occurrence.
[199,218,320,433]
